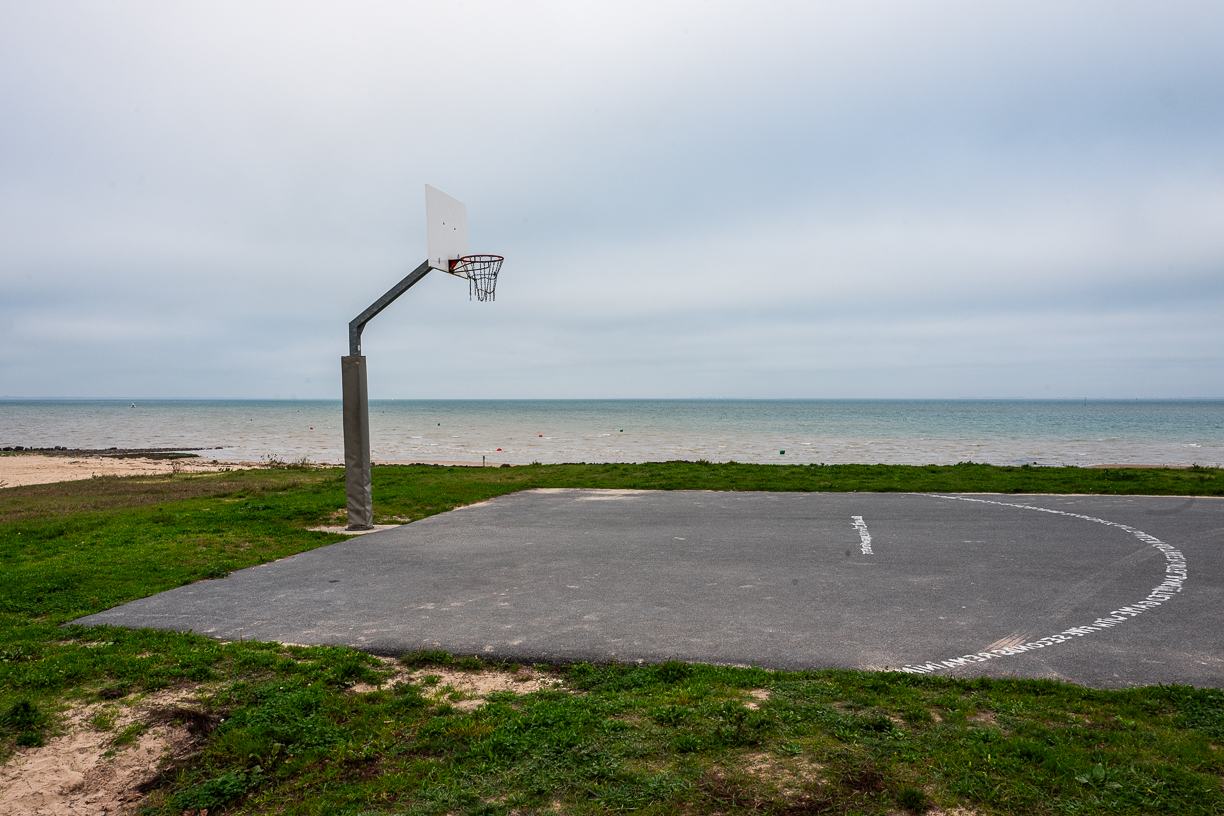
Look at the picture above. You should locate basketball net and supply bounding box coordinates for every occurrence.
[450,255,503,302]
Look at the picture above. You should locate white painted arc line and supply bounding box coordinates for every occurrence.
[899,495,1188,675]
[851,515,873,555]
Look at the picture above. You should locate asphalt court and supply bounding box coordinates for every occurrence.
[76,489,1224,688]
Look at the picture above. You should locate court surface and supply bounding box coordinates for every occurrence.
[75,489,1224,688]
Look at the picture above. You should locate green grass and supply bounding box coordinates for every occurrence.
[141,658,1224,815]
[364,461,1224,514]
[0,462,1222,814]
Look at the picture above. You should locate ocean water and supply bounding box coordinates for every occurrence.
[1,399,1221,467]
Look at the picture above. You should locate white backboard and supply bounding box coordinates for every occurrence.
[425,185,468,273]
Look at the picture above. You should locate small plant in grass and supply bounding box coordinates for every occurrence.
[171,767,265,812]
[89,709,117,731]
[15,730,43,747]
[671,733,703,753]
[399,648,454,668]
[326,655,382,687]
[1,699,48,747]
[897,786,929,812]
[112,722,145,746]
[452,655,483,671]
[0,643,38,663]
[902,707,935,725]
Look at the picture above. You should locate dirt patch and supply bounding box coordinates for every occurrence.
[0,685,212,815]
[967,710,997,726]
[307,524,401,536]
[743,688,771,710]
[701,757,827,814]
[349,659,565,710]
[738,750,823,793]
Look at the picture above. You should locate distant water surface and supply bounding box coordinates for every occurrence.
[1,400,1221,467]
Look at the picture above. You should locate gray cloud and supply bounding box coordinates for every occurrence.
[1,0,1222,399]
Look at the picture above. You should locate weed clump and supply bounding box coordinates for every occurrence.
[399,649,454,669]
[1,699,48,746]
[897,785,929,812]
[171,767,265,812]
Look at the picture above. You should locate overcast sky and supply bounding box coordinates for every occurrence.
[2,1,1221,399]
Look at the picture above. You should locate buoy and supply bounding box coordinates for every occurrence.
[780,450,785,454]
[539,434,543,437]
[310,427,313,430]
[497,448,502,451]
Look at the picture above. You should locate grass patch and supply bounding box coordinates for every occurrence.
[130,661,1224,814]
[0,462,1221,813]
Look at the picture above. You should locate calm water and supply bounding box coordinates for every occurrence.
[2,400,1221,467]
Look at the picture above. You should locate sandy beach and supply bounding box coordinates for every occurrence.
[0,454,507,488]
[0,454,242,488]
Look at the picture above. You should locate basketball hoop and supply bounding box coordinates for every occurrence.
[344,186,501,530]
[449,254,503,301]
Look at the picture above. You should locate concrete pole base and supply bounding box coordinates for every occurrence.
[341,355,373,530]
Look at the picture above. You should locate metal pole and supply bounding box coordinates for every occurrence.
[342,259,433,530]
[341,355,372,529]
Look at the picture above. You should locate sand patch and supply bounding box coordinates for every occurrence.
[0,455,235,488]
[738,749,824,793]
[307,524,402,536]
[349,658,565,710]
[0,685,213,816]
[743,688,771,710]
[573,489,651,501]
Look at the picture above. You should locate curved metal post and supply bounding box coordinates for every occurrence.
[349,259,433,356]
[342,259,432,529]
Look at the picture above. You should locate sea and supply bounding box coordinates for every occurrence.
[1,399,1221,468]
